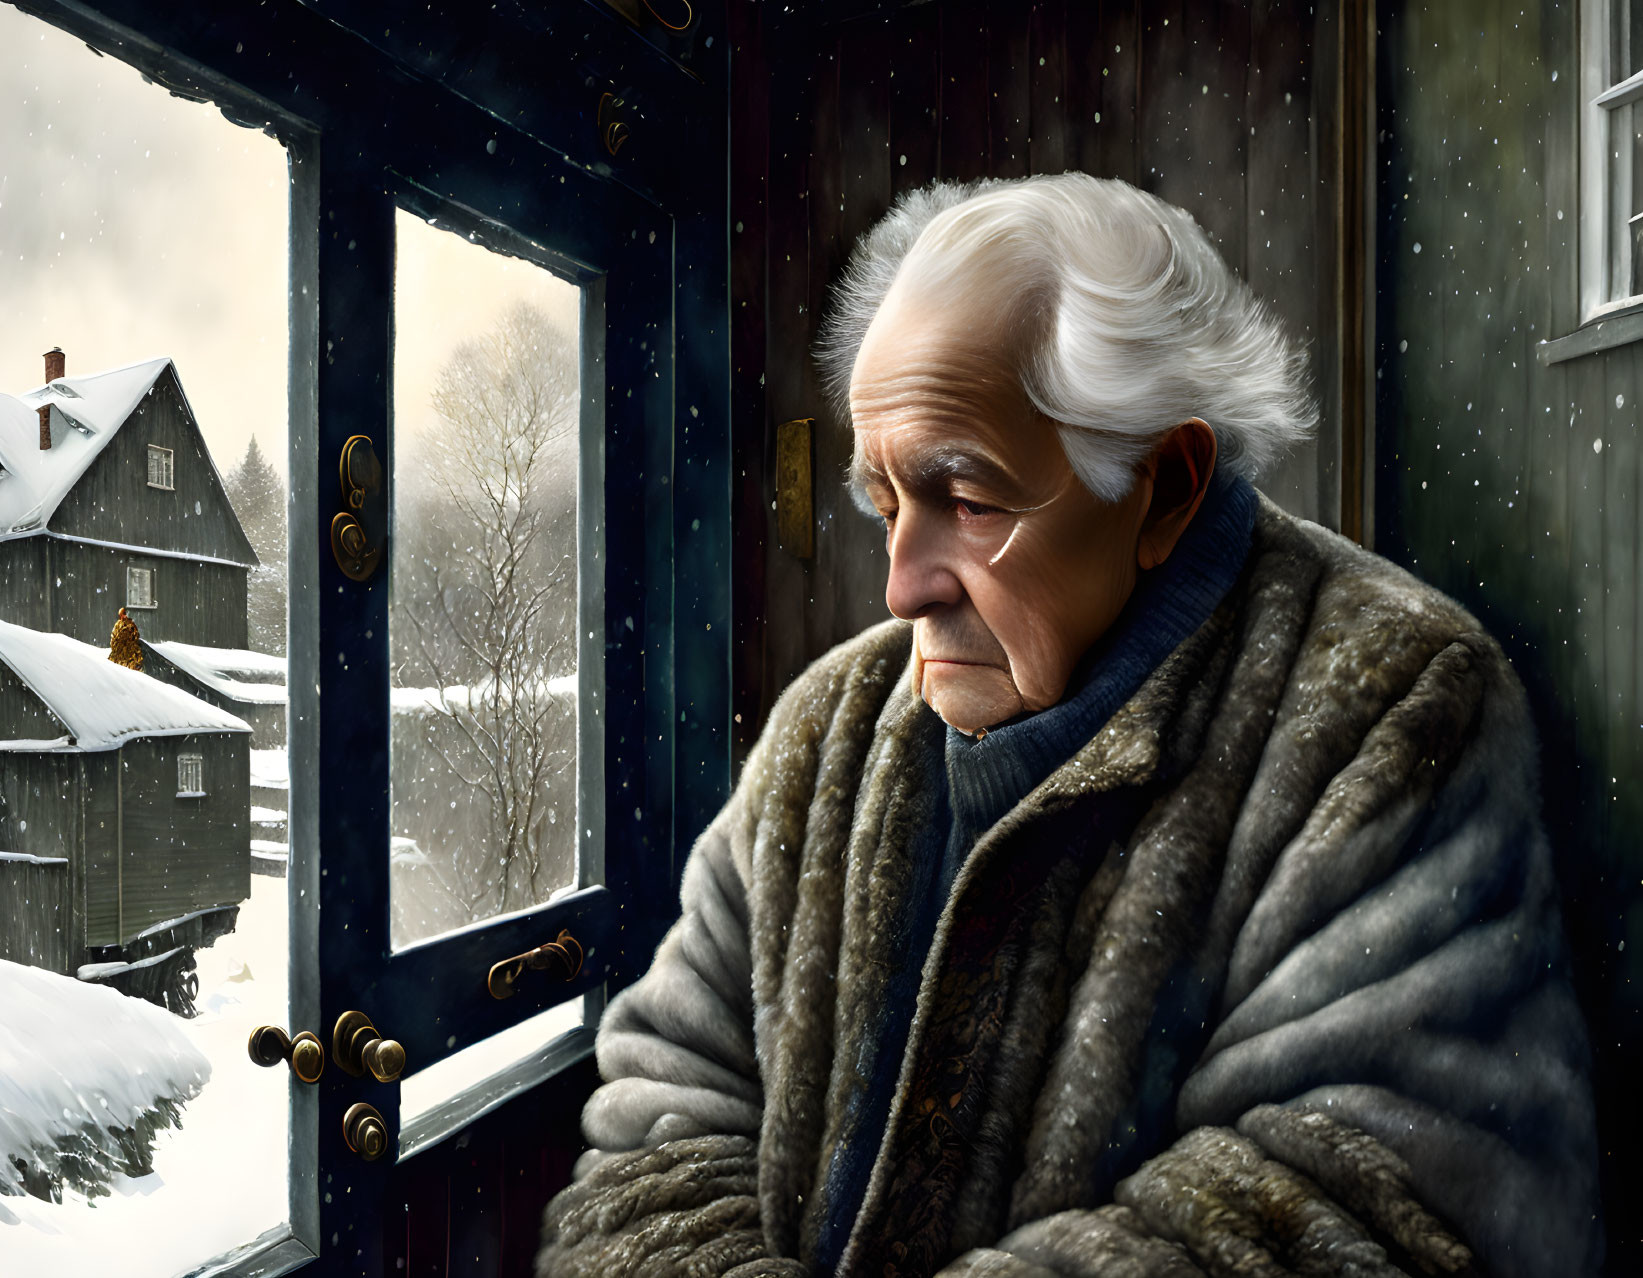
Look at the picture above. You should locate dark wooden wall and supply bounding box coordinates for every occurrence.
[380,1055,595,1275]
[0,662,69,744]
[0,751,81,974]
[109,733,250,944]
[52,366,256,567]
[1376,2,1638,1269]
[730,0,1352,739]
[0,856,71,971]
[0,538,52,633]
[45,539,249,648]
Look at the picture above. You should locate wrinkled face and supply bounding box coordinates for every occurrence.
[850,294,1154,735]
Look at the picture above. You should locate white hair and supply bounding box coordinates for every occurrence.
[816,173,1315,503]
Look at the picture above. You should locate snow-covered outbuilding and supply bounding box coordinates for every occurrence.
[141,639,287,748]
[0,349,257,651]
[0,618,252,1013]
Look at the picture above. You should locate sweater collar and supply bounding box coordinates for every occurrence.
[943,466,1258,845]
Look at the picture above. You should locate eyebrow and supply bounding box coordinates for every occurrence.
[848,446,1019,504]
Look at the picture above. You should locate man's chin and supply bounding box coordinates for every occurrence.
[920,664,1023,736]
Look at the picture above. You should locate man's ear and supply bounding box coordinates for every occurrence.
[1136,419,1218,572]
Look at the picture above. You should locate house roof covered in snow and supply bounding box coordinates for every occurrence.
[0,619,250,751]
[0,356,173,539]
[146,640,287,706]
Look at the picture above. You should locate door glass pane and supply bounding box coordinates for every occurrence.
[0,10,292,1274]
[390,210,583,950]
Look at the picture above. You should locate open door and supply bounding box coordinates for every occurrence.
[2,1,725,1273]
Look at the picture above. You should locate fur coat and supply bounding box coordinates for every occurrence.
[538,497,1601,1278]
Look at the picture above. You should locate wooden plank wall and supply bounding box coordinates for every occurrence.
[0,663,69,743]
[114,734,250,943]
[1376,1,1639,1264]
[47,540,249,649]
[0,538,53,632]
[0,859,72,971]
[732,0,1346,740]
[381,1055,595,1276]
[50,366,257,568]
[0,751,81,973]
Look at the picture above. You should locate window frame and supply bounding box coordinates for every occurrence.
[177,751,204,797]
[146,443,174,490]
[126,563,156,609]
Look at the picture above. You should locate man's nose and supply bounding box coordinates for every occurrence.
[884,510,963,620]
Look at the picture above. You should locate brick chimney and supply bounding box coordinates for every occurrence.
[39,347,64,451]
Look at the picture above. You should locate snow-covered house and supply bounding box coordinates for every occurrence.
[0,349,257,650]
[0,619,252,1013]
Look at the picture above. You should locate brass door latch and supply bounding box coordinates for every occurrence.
[330,434,386,581]
[487,929,584,999]
[247,1025,325,1084]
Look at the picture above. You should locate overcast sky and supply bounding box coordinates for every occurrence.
[0,4,578,480]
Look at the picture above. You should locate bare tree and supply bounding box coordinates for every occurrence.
[392,302,580,931]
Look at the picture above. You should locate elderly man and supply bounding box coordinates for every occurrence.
[539,176,1600,1278]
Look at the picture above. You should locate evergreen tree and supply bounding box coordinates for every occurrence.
[109,607,143,670]
[225,435,288,655]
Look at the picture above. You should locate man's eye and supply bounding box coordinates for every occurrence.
[954,498,997,517]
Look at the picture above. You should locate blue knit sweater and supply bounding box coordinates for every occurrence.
[813,467,1258,1270]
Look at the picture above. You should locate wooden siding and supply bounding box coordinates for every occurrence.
[81,750,120,948]
[0,752,83,975]
[0,750,78,863]
[0,857,72,972]
[49,365,256,566]
[0,662,69,744]
[111,734,250,943]
[0,537,52,632]
[1376,1,1638,1264]
[733,0,1350,737]
[44,538,249,649]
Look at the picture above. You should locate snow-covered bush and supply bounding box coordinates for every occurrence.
[0,959,209,1202]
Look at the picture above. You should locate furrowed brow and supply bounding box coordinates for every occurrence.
[849,445,1018,508]
[907,449,1015,495]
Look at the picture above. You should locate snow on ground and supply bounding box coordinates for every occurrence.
[0,959,208,1197]
[249,748,288,791]
[1,874,290,1277]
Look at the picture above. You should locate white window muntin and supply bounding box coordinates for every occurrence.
[147,444,174,490]
[127,564,156,609]
[177,752,204,797]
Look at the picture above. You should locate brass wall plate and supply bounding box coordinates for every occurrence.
[776,417,814,560]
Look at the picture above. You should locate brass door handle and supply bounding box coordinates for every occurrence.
[343,1102,389,1162]
[248,1025,325,1084]
[332,1009,406,1082]
[487,929,583,999]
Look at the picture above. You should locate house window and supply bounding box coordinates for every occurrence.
[127,564,156,609]
[1580,0,1643,316]
[147,444,174,490]
[177,752,205,797]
